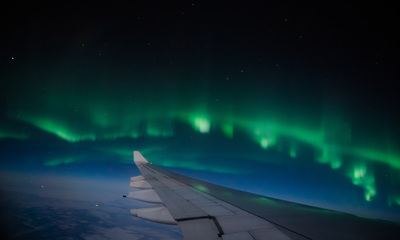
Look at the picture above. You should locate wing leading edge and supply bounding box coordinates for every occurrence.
[126,151,400,240]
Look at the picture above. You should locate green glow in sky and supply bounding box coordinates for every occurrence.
[11,107,399,204]
[13,110,400,172]
[253,127,277,149]
[0,131,28,140]
[156,155,243,174]
[289,143,297,158]
[3,67,399,206]
[221,123,234,139]
[348,163,376,201]
[45,157,77,166]
[0,122,29,140]
[22,115,97,142]
[316,145,342,169]
[191,117,211,133]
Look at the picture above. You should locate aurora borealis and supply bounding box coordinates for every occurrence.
[1,1,399,235]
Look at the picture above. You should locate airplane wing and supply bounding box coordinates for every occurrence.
[126,151,399,240]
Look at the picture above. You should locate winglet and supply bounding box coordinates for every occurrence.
[134,151,149,165]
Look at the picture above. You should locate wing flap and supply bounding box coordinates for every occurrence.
[130,179,152,189]
[127,189,162,203]
[177,218,222,240]
[130,205,176,225]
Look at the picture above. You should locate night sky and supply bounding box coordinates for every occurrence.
[1,1,400,237]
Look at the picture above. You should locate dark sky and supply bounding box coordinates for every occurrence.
[2,1,398,124]
[1,1,400,223]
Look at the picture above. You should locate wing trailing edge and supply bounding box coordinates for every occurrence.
[130,179,152,189]
[130,205,177,225]
[128,152,176,225]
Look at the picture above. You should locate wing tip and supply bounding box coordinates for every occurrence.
[134,151,149,164]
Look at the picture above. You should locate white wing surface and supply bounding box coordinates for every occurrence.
[127,151,399,240]
[130,151,292,240]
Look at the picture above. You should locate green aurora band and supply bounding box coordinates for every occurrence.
[4,103,399,204]
[1,68,399,208]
